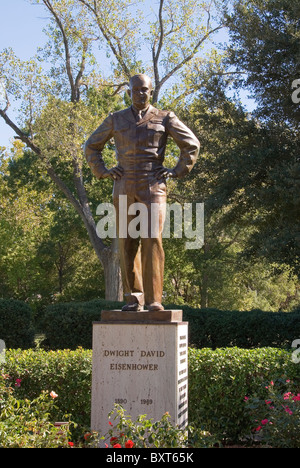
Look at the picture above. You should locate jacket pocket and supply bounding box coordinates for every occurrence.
[114,124,130,149]
[139,122,166,147]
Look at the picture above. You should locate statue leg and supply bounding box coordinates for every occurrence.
[140,177,167,311]
[141,236,165,310]
[113,182,144,311]
[118,236,144,311]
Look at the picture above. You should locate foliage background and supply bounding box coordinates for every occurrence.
[0,0,299,311]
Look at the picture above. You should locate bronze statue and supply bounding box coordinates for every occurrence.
[85,74,200,312]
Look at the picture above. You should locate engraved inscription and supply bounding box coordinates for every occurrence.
[110,363,158,370]
[141,350,165,357]
[104,350,134,357]
[103,348,166,372]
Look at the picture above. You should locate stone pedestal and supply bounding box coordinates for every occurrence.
[91,310,188,445]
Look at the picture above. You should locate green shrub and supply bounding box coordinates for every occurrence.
[105,404,189,448]
[188,347,300,442]
[2,346,299,444]
[2,348,92,434]
[245,379,300,448]
[103,404,218,448]
[42,300,300,350]
[42,299,124,349]
[0,299,35,349]
[39,301,300,348]
[181,307,300,349]
[0,373,74,448]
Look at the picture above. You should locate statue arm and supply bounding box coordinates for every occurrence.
[84,114,123,180]
[165,112,200,178]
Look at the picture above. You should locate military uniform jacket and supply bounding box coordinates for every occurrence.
[84,104,200,179]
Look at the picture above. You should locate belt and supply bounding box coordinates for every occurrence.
[117,161,163,172]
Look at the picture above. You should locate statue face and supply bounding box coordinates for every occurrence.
[128,75,153,110]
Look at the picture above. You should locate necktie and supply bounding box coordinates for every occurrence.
[137,111,143,122]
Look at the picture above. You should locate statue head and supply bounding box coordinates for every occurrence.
[127,74,154,110]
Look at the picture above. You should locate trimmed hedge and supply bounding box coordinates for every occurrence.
[188,347,300,441]
[2,297,299,350]
[42,299,124,349]
[2,347,300,443]
[2,348,92,434]
[0,299,35,349]
[182,307,300,349]
[42,300,300,350]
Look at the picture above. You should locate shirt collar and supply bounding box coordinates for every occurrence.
[131,105,150,117]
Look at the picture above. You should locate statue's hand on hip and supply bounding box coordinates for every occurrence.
[103,166,124,180]
[154,167,177,181]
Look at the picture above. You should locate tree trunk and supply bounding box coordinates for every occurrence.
[79,206,123,301]
[200,272,209,309]
[200,241,210,308]
[102,238,123,301]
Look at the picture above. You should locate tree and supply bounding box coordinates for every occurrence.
[163,76,299,310]
[0,142,54,300]
[222,0,300,277]
[0,0,227,300]
[0,142,106,306]
[226,0,300,125]
[0,0,124,299]
[77,0,227,102]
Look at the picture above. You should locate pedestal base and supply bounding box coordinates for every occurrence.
[91,310,188,446]
[101,309,183,323]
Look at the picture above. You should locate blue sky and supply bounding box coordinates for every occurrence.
[1,0,47,58]
[0,0,49,148]
[0,0,256,150]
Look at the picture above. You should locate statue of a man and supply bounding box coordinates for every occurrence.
[85,74,200,312]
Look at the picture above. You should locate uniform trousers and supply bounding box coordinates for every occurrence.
[113,170,167,307]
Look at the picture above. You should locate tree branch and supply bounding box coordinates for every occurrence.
[0,108,41,155]
[152,0,165,88]
[0,105,108,259]
[42,0,77,101]
[160,24,225,89]
[74,40,88,94]
[0,108,83,214]
[78,0,132,79]
[172,70,247,104]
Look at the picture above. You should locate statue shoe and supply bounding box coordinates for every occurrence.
[122,303,144,312]
[146,302,164,312]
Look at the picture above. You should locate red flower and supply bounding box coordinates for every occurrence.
[68,442,74,447]
[125,439,134,448]
[113,444,122,448]
[284,406,293,415]
[110,437,119,445]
